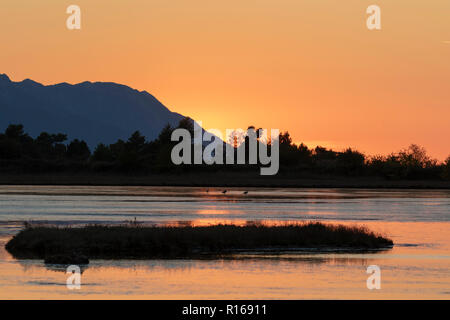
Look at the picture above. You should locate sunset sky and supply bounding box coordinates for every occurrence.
[1,0,449,160]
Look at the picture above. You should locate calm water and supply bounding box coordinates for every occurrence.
[0,186,449,299]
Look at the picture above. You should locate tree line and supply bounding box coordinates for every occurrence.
[0,120,449,180]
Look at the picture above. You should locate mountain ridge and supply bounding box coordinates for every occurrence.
[0,74,185,148]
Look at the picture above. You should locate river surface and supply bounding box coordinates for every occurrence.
[0,186,448,299]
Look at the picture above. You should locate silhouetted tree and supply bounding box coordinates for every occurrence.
[157,124,173,145]
[92,144,114,162]
[398,144,435,168]
[337,148,365,175]
[177,117,194,136]
[5,124,26,140]
[442,156,450,180]
[279,131,292,146]
[35,132,67,158]
[127,131,146,152]
[296,143,313,167]
[278,131,298,167]
[67,139,91,160]
[107,139,124,160]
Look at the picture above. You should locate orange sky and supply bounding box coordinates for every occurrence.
[1,0,449,160]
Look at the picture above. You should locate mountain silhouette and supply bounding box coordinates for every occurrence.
[0,74,185,148]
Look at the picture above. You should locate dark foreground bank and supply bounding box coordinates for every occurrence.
[5,223,393,261]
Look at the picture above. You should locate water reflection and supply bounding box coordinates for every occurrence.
[2,250,448,299]
[0,186,449,299]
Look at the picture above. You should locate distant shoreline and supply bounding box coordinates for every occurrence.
[0,172,449,189]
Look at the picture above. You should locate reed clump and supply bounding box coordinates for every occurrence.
[5,222,393,260]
